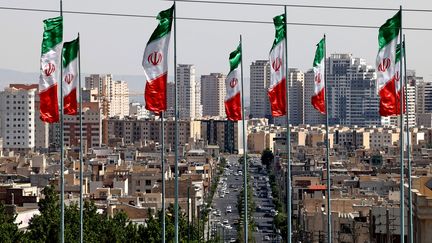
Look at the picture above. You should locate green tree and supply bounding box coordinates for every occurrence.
[261,148,274,168]
[0,203,23,243]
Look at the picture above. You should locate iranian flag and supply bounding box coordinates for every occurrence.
[142,5,174,113]
[376,10,401,116]
[312,38,326,114]
[39,16,63,123]
[62,37,79,115]
[225,43,242,121]
[268,13,287,117]
[394,43,405,114]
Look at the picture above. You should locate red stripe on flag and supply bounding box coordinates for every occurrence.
[268,78,287,117]
[145,73,167,113]
[379,77,399,116]
[225,92,242,121]
[64,88,78,115]
[39,84,59,123]
[312,88,326,114]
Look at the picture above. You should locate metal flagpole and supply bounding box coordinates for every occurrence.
[402,35,413,243]
[399,6,406,243]
[161,111,166,243]
[284,6,292,243]
[78,33,84,243]
[173,1,179,242]
[59,1,65,243]
[323,34,332,243]
[240,34,248,243]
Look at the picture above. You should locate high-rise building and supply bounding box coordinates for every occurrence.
[250,60,271,120]
[84,74,129,118]
[108,80,129,118]
[288,68,304,125]
[8,84,49,151]
[415,74,431,114]
[166,82,175,118]
[177,64,201,120]
[304,70,326,125]
[201,73,226,117]
[0,87,36,152]
[195,78,203,119]
[326,54,380,126]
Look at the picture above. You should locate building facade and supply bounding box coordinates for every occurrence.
[249,60,271,120]
[0,87,36,152]
[200,73,226,118]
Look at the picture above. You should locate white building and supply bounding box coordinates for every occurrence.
[201,73,226,117]
[84,74,129,118]
[0,87,36,152]
[177,64,200,120]
[108,80,129,118]
[129,102,150,119]
[249,60,271,120]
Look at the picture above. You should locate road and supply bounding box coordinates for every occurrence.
[249,156,281,242]
[210,155,242,242]
[210,155,281,242]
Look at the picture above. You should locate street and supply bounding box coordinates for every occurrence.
[210,155,280,243]
[210,155,243,242]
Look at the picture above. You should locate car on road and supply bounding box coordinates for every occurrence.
[226,205,232,213]
[263,235,270,241]
[225,224,233,230]
[223,219,229,224]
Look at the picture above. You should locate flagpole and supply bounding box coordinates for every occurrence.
[78,33,84,243]
[284,6,292,243]
[239,34,248,243]
[161,111,166,243]
[398,6,406,243]
[173,1,179,243]
[403,35,413,243]
[323,34,332,243]
[59,1,65,243]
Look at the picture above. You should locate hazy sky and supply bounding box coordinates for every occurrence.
[1,0,431,83]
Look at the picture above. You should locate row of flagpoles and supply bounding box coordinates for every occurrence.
[36,1,411,242]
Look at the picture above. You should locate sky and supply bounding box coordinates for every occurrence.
[0,0,431,92]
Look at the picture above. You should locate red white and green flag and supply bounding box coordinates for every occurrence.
[312,38,326,114]
[39,16,63,123]
[376,10,401,116]
[62,37,79,115]
[394,43,405,114]
[224,43,242,121]
[268,13,287,117]
[142,5,174,114]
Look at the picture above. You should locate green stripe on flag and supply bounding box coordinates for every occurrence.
[41,16,63,54]
[229,43,242,72]
[395,41,404,64]
[313,38,325,67]
[148,5,174,44]
[270,13,286,51]
[378,10,401,50]
[63,37,79,68]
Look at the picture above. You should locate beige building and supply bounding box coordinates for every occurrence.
[201,73,226,118]
[63,102,103,148]
[247,130,276,153]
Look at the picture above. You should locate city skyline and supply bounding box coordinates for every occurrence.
[0,0,431,82]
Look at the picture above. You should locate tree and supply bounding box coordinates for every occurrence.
[0,203,23,243]
[261,148,274,168]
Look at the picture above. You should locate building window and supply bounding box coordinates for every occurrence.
[145,180,151,186]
